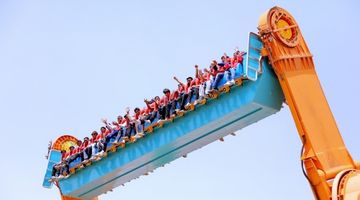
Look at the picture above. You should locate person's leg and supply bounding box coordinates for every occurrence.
[91,143,97,157]
[230,68,236,81]
[97,140,104,152]
[165,103,172,119]
[179,93,189,110]
[129,123,136,136]
[68,155,77,166]
[148,111,157,122]
[225,70,232,82]
[186,88,195,104]
[85,146,92,160]
[115,129,123,142]
[199,83,205,99]
[138,119,144,133]
[159,106,166,120]
[61,162,70,175]
[126,127,132,139]
[52,165,59,177]
[77,152,84,162]
[193,87,199,100]
[213,73,224,90]
[209,77,215,90]
[103,130,119,151]
[205,80,211,95]
[170,100,177,115]
[134,120,142,135]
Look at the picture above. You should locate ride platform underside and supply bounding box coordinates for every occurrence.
[43,33,284,199]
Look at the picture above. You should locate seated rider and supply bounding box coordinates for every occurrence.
[81,137,92,160]
[158,88,175,120]
[89,131,104,159]
[196,66,211,99]
[101,119,120,152]
[220,54,235,86]
[144,97,159,123]
[133,107,145,138]
[51,150,69,179]
[173,77,190,110]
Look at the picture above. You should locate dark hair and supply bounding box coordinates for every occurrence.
[186,77,193,81]
[84,137,89,140]
[134,107,140,112]
[91,131,98,135]
[163,88,170,94]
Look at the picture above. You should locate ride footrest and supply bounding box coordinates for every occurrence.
[144,125,154,133]
[185,103,195,111]
[235,78,243,86]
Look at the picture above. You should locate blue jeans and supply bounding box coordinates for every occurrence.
[211,73,224,90]
[103,129,119,151]
[225,68,236,82]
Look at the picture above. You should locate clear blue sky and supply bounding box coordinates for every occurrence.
[0,0,359,199]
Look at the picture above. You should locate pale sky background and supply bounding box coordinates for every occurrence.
[0,0,359,200]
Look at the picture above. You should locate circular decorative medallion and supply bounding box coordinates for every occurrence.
[52,135,79,152]
[269,7,299,47]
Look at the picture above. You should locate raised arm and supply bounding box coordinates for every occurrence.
[204,68,215,76]
[195,65,199,79]
[101,118,113,131]
[173,76,184,86]
[144,99,152,109]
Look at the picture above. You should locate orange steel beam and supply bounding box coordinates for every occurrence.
[258,7,357,199]
[61,195,98,200]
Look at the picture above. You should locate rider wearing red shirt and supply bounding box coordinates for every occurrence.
[157,88,175,120]
[144,97,159,123]
[81,137,92,160]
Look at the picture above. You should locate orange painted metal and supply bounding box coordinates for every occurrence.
[61,195,98,200]
[258,6,358,199]
[52,135,79,152]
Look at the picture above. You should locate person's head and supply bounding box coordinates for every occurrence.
[69,146,75,151]
[91,131,98,138]
[117,115,123,122]
[76,140,82,146]
[61,150,66,154]
[163,88,170,95]
[221,55,226,62]
[134,107,140,114]
[100,126,106,133]
[186,77,193,83]
[154,96,160,101]
[84,137,89,142]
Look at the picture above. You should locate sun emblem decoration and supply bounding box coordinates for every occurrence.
[269,7,299,47]
[52,135,79,152]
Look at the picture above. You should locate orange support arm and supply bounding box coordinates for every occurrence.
[61,195,98,200]
[258,7,357,200]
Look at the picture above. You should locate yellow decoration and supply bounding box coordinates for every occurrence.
[276,19,292,40]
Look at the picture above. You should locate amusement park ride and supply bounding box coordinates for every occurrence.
[42,6,360,200]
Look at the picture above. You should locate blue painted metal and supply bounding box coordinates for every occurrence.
[246,32,264,81]
[43,33,284,199]
[42,150,61,188]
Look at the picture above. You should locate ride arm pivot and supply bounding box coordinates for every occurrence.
[258,6,360,200]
